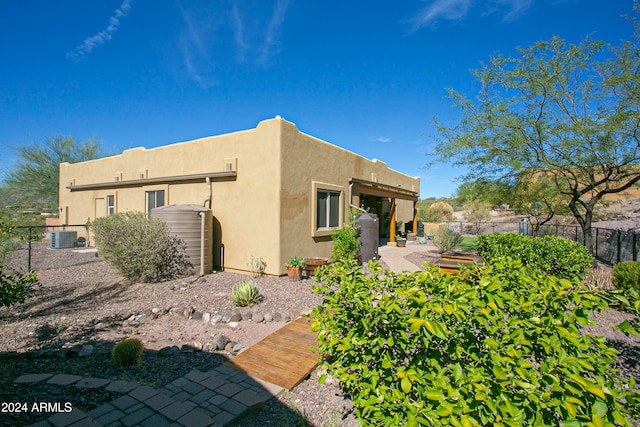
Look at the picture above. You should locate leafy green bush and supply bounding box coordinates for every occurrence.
[477,232,593,281]
[0,219,39,307]
[231,280,260,306]
[112,338,144,367]
[331,217,360,262]
[312,259,638,427]
[92,212,192,283]
[612,261,640,293]
[432,227,463,253]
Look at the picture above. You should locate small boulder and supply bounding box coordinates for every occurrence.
[228,322,240,330]
[253,313,264,323]
[159,346,180,356]
[214,335,230,351]
[273,312,282,322]
[202,313,211,325]
[264,313,273,323]
[230,312,242,322]
[211,315,222,325]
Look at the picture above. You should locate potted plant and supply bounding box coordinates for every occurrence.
[285,256,306,281]
[395,234,407,247]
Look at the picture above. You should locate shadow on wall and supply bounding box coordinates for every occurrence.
[213,216,223,271]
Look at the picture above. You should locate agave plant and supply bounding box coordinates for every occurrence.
[231,280,260,306]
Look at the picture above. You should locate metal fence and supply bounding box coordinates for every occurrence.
[3,224,90,272]
[446,220,639,266]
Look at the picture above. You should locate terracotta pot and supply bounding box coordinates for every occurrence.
[396,239,407,247]
[304,257,329,276]
[287,266,302,281]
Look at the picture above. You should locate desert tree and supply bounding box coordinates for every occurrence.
[431,23,640,251]
[1,135,108,213]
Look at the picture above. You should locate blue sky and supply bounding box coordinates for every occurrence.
[0,0,635,199]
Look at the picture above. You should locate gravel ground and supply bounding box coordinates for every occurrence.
[1,241,639,426]
[0,242,359,427]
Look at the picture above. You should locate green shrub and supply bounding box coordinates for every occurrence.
[91,212,192,283]
[231,280,260,306]
[0,219,40,307]
[612,261,640,293]
[112,338,144,367]
[331,219,360,262]
[477,232,593,281]
[432,227,463,253]
[312,259,638,427]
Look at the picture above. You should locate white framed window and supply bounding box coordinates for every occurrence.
[311,182,343,237]
[146,190,165,215]
[107,195,115,216]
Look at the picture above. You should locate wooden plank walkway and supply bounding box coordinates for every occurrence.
[224,316,319,391]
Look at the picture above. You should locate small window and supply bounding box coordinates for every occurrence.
[107,195,115,216]
[146,190,165,215]
[316,190,341,230]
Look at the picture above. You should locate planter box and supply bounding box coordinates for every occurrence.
[304,257,328,276]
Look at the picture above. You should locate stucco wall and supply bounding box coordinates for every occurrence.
[59,117,419,276]
[60,119,283,275]
[278,119,420,270]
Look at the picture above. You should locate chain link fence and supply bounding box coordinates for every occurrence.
[446,220,639,266]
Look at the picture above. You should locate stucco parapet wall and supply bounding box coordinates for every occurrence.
[66,171,237,191]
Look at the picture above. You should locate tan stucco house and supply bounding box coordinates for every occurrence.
[59,117,420,276]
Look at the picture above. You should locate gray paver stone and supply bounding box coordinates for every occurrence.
[215,382,243,398]
[220,398,247,416]
[189,389,216,404]
[140,414,174,427]
[200,375,226,391]
[145,392,175,411]
[95,409,126,425]
[68,417,101,426]
[213,364,238,376]
[105,381,139,394]
[76,377,110,389]
[180,380,205,395]
[27,421,53,427]
[111,396,139,412]
[184,369,210,383]
[208,394,228,407]
[120,407,155,427]
[129,385,160,401]
[176,409,214,427]
[170,377,191,388]
[48,408,87,427]
[158,401,193,421]
[47,374,83,386]
[171,391,192,402]
[124,403,144,414]
[211,411,235,427]
[15,373,54,384]
[233,389,265,408]
[87,403,116,419]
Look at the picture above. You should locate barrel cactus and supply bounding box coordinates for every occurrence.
[112,338,144,367]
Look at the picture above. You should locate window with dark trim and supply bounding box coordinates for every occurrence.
[316,190,340,229]
[146,190,164,215]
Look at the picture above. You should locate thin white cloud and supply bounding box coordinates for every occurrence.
[377,137,392,143]
[67,0,133,62]
[231,3,247,61]
[260,0,290,65]
[411,0,471,31]
[410,0,533,31]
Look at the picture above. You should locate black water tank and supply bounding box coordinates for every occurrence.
[357,213,379,263]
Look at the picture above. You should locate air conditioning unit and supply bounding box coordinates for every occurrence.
[50,231,77,249]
